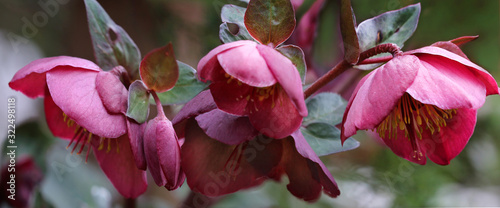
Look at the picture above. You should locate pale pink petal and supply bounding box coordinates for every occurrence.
[409,46,499,96]
[217,42,277,87]
[9,56,101,98]
[407,54,486,110]
[92,135,147,199]
[423,108,476,165]
[127,119,147,170]
[197,41,250,82]
[249,88,302,139]
[156,118,182,190]
[257,45,307,117]
[342,55,419,140]
[95,71,128,114]
[46,68,127,138]
[196,109,259,145]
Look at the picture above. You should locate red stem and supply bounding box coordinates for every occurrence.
[304,43,401,99]
[151,90,165,117]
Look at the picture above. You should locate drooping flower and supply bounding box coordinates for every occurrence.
[341,44,499,165]
[197,40,307,139]
[9,56,147,198]
[173,90,340,201]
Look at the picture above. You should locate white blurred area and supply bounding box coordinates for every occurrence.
[0,30,43,154]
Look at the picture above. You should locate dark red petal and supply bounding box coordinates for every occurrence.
[95,71,128,114]
[46,68,127,138]
[44,90,76,140]
[143,117,167,186]
[249,88,302,139]
[423,108,477,165]
[380,127,427,165]
[172,90,218,139]
[156,118,182,190]
[209,80,252,116]
[196,109,259,145]
[181,119,268,196]
[92,135,148,199]
[9,56,101,98]
[127,119,147,170]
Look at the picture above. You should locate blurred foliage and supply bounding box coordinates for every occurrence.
[1,0,499,207]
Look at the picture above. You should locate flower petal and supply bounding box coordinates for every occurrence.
[430,41,468,58]
[92,135,148,199]
[196,109,259,145]
[217,42,277,87]
[197,41,250,82]
[409,46,499,96]
[407,54,486,110]
[257,44,307,117]
[422,108,476,165]
[181,119,271,196]
[379,127,427,165]
[95,71,128,114]
[127,119,147,170]
[341,73,371,142]
[172,90,218,138]
[44,90,76,140]
[143,117,167,186]
[249,88,302,139]
[9,56,100,98]
[342,55,419,139]
[288,131,340,200]
[46,68,127,138]
[156,118,183,190]
[209,79,252,116]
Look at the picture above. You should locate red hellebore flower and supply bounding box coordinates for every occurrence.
[9,56,147,198]
[341,44,499,165]
[173,90,340,202]
[197,40,307,139]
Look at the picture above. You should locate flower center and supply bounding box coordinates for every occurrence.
[376,93,457,160]
[225,73,280,114]
[63,113,119,162]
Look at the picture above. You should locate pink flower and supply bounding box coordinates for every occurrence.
[9,56,147,198]
[173,91,340,201]
[143,112,185,190]
[341,45,499,165]
[197,40,307,139]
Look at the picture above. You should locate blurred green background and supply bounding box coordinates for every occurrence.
[0,0,499,207]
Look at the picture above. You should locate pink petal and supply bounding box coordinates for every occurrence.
[196,109,259,145]
[197,41,250,82]
[92,135,148,199]
[249,88,303,139]
[430,41,468,58]
[209,80,252,116]
[289,131,340,199]
[95,71,128,114]
[127,119,147,170]
[46,68,127,138]
[172,90,218,138]
[9,56,100,98]
[293,0,325,52]
[143,117,167,186]
[409,46,499,96]
[341,73,371,142]
[407,54,486,110]
[379,127,427,165]
[342,55,419,140]
[423,108,476,165]
[217,42,277,87]
[181,119,273,196]
[257,45,307,117]
[44,90,76,140]
[156,118,183,190]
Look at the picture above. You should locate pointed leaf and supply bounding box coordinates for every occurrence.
[219,5,255,43]
[244,0,296,47]
[84,0,141,79]
[303,92,347,126]
[340,0,360,64]
[156,61,208,105]
[140,43,179,93]
[127,81,150,123]
[301,123,359,156]
[277,45,307,84]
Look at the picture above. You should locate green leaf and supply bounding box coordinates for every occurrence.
[340,0,360,64]
[276,45,307,84]
[301,123,359,156]
[244,0,296,47]
[140,43,179,93]
[84,0,141,79]
[219,4,255,43]
[356,3,420,52]
[126,81,150,123]
[303,92,347,126]
[156,61,208,105]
